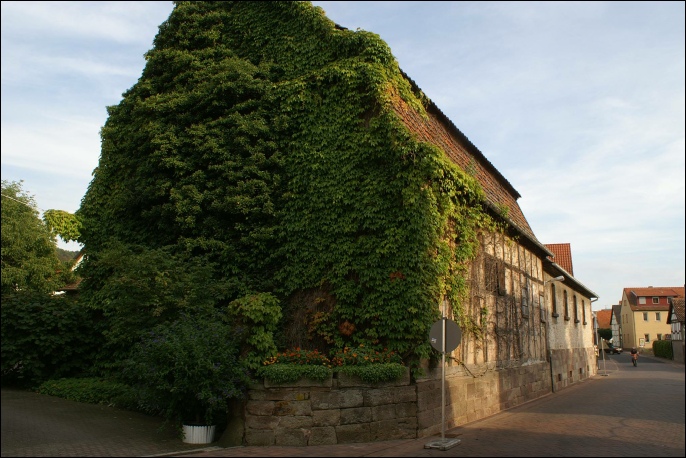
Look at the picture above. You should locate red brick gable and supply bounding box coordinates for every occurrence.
[544,243,573,276]
[390,79,536,242]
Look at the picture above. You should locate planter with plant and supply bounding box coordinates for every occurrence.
[257,348,332,385]
[122,310,249,443]
[258,345,406,385]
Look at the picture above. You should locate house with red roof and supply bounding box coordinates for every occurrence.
[595,309,612,329]
[620,286,685,349]
[545,243,574,276]
[95,3,603,443]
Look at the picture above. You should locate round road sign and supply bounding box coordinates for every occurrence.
[429,318,461,353]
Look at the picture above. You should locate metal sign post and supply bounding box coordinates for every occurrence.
[425,300,462,451]
[595,317,608,377]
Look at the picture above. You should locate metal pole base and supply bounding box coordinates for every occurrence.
[424,438,461,450]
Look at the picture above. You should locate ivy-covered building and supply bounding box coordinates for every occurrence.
[77,1,599,445]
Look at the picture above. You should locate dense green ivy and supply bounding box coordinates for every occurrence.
[77,1,496,369]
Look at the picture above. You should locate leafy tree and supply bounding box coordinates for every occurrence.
[43,209,82,243]
[80,240,228,368]
[598,329,613,341]
[1,180,62,296]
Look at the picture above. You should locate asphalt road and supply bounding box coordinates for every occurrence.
[2,353,684,457]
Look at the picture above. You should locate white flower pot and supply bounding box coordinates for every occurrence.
[182,424,216,444]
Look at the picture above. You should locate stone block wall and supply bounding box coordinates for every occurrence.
[244,369,417,446]
[550,347,596,392]
[414,361,550,437]
[242,362,553,446]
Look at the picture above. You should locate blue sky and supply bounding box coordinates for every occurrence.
[1,1,684,310]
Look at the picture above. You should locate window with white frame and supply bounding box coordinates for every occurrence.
[639,297,646,304]
[655,312,661,321]
[643,312,649,321]
[644,334,650,342]
[652,297,659,304]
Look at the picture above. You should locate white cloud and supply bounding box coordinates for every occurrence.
[0,1,173,44]
[1,116,102,178]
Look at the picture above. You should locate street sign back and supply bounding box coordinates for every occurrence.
[429,318,461,353]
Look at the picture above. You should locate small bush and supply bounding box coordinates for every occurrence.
[652,340,673,359]
[257,364,331,383]
[36,377,138,410]
[228,293,282,370]
[121,310,249,426]
[258,345,406,384]
[1,292,103,388]
[337,363,406,384]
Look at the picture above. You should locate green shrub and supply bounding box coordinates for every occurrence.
[337,363,406,384]
[258,344,405,384]
[652,340,673,359]
[257,364,332,384]
[227,293,282,370]
[36,377,138,410]
[121,310,249,426]
[1,292,103,388]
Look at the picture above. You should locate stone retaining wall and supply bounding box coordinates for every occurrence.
[550,347,596,392]
[414,361,550,437]
[241,361,552,446]
[244,369,415,446]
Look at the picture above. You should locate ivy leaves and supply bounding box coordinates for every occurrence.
[77,1,497,371]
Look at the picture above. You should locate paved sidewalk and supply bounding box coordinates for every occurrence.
[183,354,685,457]
[2,353,683,457]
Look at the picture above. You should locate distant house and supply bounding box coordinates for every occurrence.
[54,249,84,296]
[611,303,622,347]
[667,297,685,363]
[544,243,574,276]
[619,286,685,349]
[595,309,612,330]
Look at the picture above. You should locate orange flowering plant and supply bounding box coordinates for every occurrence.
[263,348,331,367]
[331,344,405,383]
[258,348,332,383]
